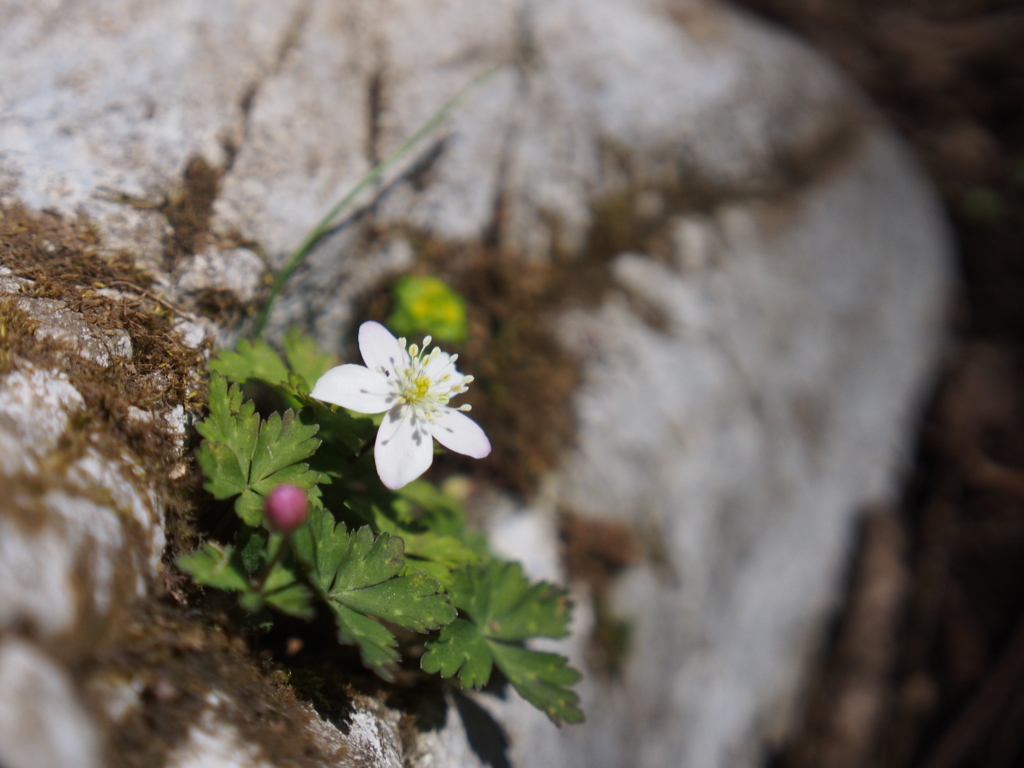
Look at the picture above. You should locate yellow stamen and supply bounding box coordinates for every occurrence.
[413,375,432,399]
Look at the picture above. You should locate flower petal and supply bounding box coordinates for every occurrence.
[375,405,435,489]
[359,321,408,378]
[422,349,455,379]
[429,408,491,459]
[310,364,394,414]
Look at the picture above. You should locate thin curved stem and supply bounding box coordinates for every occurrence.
[251,68,499,339]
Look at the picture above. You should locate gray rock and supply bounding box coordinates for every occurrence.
[0,0,951,767]
[161,691,387,768]
[0,639,100,768]
[486,129,949,768]
[0,363,164,639]
[16,298,133,366]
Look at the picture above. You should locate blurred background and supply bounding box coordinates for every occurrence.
[730,2,1024,767]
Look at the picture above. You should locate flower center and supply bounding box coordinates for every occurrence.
[391,336,474,417]
[412,374,432,400]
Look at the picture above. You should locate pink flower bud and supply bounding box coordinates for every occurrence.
[264,484,309,533]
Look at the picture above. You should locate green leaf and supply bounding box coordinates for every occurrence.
[300,399,374,456]
[265,582,317,619]
[208,331,337,405]
[195,375,259,502]
[283,328,337,391]
[452,561,572,641]
[249,410,322,492]
[328,601,404,672]
[176,542,251,592]
[351,479,483,589]
[209,339,290,385]
[196,374,321,526]
[386,275,468,343]
[421,561,583,726]
[488,643,584,725]
[393,480,469,537]
[175,539,314,621]
[292,507,456,679]
[419,618,493,688]
[396,534,479,589]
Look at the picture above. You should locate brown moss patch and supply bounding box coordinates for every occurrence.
[192,286,254,325]
[83,600,347,768]
[560,512,641,679]
[161,155,222,267]
[0,297,42,372]
[0,202,206,559]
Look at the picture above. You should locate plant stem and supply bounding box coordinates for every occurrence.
[252,535,290,593]
[251,68,499,339]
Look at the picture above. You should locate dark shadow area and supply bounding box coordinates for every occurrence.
[453,689,513,768]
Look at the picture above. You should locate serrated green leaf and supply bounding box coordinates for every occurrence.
[250,410,318,481]
[421,561,583,726]
[209,332,337,408]
[450,561,571,641]
[398,534,480,589]
[265,582,315,619]
[402,533,480,566]
[176,539,314,621]
[176,542,251,592]
[293,505,352,585]
[196,374,321,526]
[327,602,402,672]
[209,338,290,385]
[401,557,455,587]
[364,480,482,588]
[292,507,455,679]
[420,618,493,688]
[196,376,259,501]
[488,643,584,726]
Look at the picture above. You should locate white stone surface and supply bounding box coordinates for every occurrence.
[343,704,404,768]
[2,0,861,346]
[484,129,949,768]
[164,693,402,768]
[173,247,266,303]
[0,362,165,639]
[0,639,99,768]
[0,366,84,474]
[168,718,275,768]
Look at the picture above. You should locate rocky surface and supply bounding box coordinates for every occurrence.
[0,0,951,767]
[0,313,163,646]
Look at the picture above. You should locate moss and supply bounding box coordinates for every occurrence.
[0,202,206,561]
[0,297,41,373]
[83,601,350,768]
[192,286,254,325]
[559,512,641,680]
[161,155,222,267]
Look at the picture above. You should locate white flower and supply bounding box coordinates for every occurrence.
[310,321,491,489]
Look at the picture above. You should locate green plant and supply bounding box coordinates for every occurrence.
[386,274,469,343]
[180,334,584,724]
[180,70,583,726]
